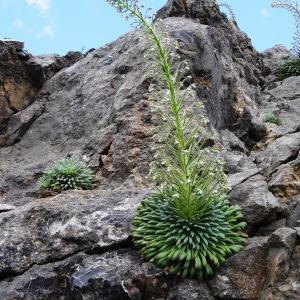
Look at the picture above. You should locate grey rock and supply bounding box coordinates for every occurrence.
[295,227,300,241]
[167,281,214,300]
[0,39,24,50]
[222,151,257,174]
[4,100,45,145]
[0,42,82,145]
[220,129,247,153]
[155,0,188,19]
[286,198,300,227]
[0,41,38,133]
[209,237,269,299]
[0,31,154,202]
[269,155,300,202]
[156,0,230,30]
[262,76,300,136]
[0,248,213,300]
[0,187,148,278]
[264,247,291,287]
[1,0,299,298]
[256,133,300,176]
[268,227,297,252]
[27,51,82,86]
[260,245,300,299]
[262,44,295,74]
[228,168,259,188]
[267,76,300,100]
[229,174,279,226]
[0,250,144,300]
[262,97,300,137]
[17,49,31,61]
[264,74,279,89]
[257,219,287,236]
[0,204,15,212]
[233,105,268,147]
[0,12,266,204]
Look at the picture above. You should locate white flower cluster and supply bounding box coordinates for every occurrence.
[272,0,300,55]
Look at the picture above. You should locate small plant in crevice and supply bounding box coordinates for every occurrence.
[107,0,246,279]
[38,158,96,192]
[277,58,300,80]
[264,113,282,126]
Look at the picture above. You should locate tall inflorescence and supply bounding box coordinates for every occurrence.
[212,0,236,22]
[107,0,246,279]
[219,2,236,22]
[272,0,300,56]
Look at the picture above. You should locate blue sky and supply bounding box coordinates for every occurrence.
[0,0,295,55]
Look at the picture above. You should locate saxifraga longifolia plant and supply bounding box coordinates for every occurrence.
[272,0,300,56]
[107,0,246,279]
[38,158,96,192]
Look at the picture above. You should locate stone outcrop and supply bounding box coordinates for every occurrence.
[0,0,299,299]
[0,39,81,145]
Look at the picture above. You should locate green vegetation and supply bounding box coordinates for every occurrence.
[107,0,246,279]
[277,58,300,80]
[38,158,96,192]
[264,113,283,126]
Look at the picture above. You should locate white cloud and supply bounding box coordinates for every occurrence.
[260,8,271,18]
[25,0,50,12]
[38,24,54,39]
[13,19,24,29]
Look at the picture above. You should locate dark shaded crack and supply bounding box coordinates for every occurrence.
[0,263,35,282]
[262,126,300,145]
[266,149,300,180]
[229,169,261,188]
[283,94,300,101]
[1,80,18,114]
[0,237,133,283]
[2,99,46,147]
[85,236,133,255]
[98,140,114,170]
[14,104,46,144]
[0,248,84,282]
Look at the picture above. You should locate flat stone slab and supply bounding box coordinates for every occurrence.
[0,39,24,50]
[0,187,149,278]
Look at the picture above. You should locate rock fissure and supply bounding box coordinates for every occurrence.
[1,80,18,114]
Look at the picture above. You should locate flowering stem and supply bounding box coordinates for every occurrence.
[107,0,226,221]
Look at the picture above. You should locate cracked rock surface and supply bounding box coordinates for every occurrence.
[0,0,299,299]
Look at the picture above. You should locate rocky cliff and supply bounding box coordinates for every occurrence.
[0,0,299,299]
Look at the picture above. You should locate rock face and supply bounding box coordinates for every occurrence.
[0,0,299,299]
[262,44,295,74]
[0,39,82,145]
